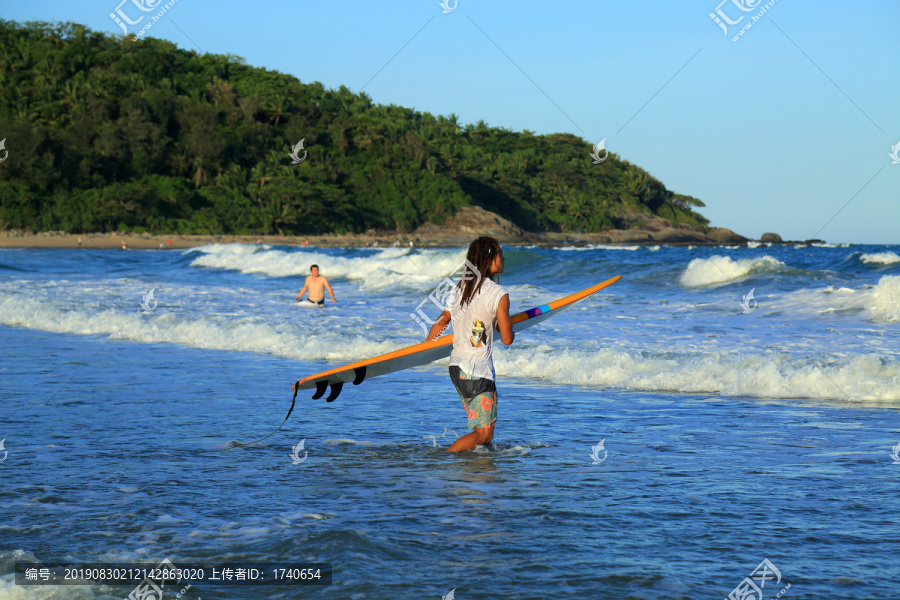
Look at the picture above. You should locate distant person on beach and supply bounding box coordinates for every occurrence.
[425,237,513,452]
[295,264,336,306]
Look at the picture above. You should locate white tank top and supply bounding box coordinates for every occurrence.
[444,278,509,381]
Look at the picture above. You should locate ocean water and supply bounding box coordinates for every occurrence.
[1,242,899,599]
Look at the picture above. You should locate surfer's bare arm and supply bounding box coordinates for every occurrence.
[497,294,514,346]
[322,277,336,302]
[426,310,451,341]
[295,277,310,302]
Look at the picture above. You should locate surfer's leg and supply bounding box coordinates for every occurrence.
[446,425,493,452]
[447,391,497,452]
[479,423,495,444]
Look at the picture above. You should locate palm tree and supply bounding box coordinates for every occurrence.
[266,94,289,127]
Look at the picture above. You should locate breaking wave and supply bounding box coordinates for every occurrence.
[680,255,787,287]
[189,243,468,289]
[859,252,900,265]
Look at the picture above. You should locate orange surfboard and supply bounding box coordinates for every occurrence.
[292,275,622,401]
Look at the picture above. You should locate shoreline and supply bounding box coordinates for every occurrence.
[0,229,816,250]
[0,208,821,249]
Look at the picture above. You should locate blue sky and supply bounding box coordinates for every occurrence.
[5,0,899,243]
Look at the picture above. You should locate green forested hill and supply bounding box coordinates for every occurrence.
[0,20,710,235]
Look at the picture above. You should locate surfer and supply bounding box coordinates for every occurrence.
[425,237,514,452]
[295,264,337,306]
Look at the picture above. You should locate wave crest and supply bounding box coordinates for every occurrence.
[189,244,467,289]
[868,275,900,322]
[860,252,900,265]
[680,255,786,287]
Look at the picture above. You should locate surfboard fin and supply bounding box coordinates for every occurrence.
[325,382,343,402]
[353,367,367,385]
[312,380,328,400]
[310,379,347,401]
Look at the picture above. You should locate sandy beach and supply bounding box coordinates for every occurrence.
[0,207,758,249]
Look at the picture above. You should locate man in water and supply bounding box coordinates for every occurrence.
[295,264,337,306]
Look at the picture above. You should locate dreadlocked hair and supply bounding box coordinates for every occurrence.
[457,236,501,308]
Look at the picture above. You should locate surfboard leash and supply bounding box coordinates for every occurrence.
[222,382,300,451]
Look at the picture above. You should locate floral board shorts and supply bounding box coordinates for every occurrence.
[449,365,497,431]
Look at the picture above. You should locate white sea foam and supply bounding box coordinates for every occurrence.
[3,256,896,404]
[0,275,591,367]
[0,288,401,363]
[772,285,862,317]
[867,275,900,322]
[189,244,468,287]
[747,241,762,248]
[555,244,640,251]
[774,276,900,323]
[860,252,900,265]
[497,346,900,402]
[680,255,786,287]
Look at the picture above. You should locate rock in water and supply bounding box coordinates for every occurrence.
[760,232,783,243]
